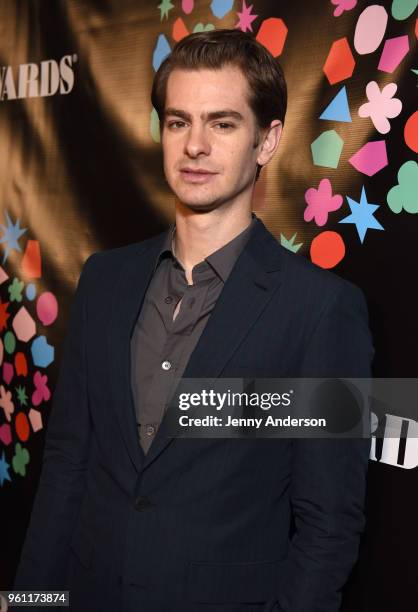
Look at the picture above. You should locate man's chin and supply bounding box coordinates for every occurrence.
[175,196,224,213]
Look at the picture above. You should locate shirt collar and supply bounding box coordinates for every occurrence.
[154,213,257,282]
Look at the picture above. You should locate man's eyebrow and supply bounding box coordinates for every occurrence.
[164,108,244,122]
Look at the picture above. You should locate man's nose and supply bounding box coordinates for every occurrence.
[184,124,211,157]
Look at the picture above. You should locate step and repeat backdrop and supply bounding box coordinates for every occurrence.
[0,0,417,609]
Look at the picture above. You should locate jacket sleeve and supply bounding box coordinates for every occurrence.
[13,253,97,590]
[273,281,374,612]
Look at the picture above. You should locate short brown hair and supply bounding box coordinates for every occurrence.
[151,28,287,182]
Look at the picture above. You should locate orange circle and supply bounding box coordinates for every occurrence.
[15,412,30,442]
[310,231,345,269]
[404,111,418,154]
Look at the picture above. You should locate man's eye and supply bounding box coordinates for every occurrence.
[168,121,186,129]
[215,123,233,130]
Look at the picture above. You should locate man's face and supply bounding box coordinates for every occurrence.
[161,66,264,213]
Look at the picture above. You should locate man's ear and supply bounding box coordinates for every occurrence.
[256,120,283,167]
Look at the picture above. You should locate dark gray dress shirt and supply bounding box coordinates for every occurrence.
[130,215,256,454]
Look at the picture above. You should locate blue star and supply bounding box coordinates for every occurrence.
[0,211,27,263]
[339,186,384,243]
[0,451,11,486]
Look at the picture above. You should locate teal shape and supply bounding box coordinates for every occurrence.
[387,160,418,213]
[4,331,16,354]
[193,23,215,32]
[311,130,344,168]
[320,86,352,122]
[280,233,303,253]
[31,335,54,368]
[211,0,234,18]
[391,0,417,20]
[150,107,161,143]
[12,443,30,477]
[153,34,171,72]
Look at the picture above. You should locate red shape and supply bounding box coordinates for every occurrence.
[15,411,30,442]
[323,38,355,85]
[404,111,418,154]
[310,231,345,269]
[0,300,10,331]
[415,18,418,39]
[172,17,189,42]
[256,18,288,57]
[21,240,42,279]
[15,352,28,376]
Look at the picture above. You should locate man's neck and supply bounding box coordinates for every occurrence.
[173,203,252,275]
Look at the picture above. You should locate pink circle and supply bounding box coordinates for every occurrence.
[36,291,58,326]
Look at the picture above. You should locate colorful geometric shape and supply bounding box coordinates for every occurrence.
[193,23,215,32]
[29,408,43,433]
[36,291,58,326]
[14,352,28,377]
[331,0,357,18]
[15,412,30,442]
[256,18,288,57]
[158,0,174,21]
[310,231,345,269]
[12,306,36,342]
[0,451,11,486]
[210,0,234,18]
[236,0,258,33]
[32,371,51,406]
[358,81,402,134]
[2,362,14,385]
[31,336,54,368]
[0,267,8,284]
[172,17,189,42]
[304,178,343,226]
[26,283,36,300]
[21,239,42,279]
[339,186,384,242]
[0,423,12,446]
[404,111,418,153]
[0,212,27,264]
[152,34,171,72]
[12,442,30,476]
[319,86,351,122]
[280,233,303,253]
[0,338,3,366]
[181,0,194,13]
[4,330,16,354]
[311,130,344,168]
[387,160,418,213]
[323,38,355,85]
[349,140,388,176]
[354,5,388,55]
[378,35,410,73]
[391,0,417,20]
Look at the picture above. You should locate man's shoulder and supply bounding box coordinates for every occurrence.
[81,231,167,278]
[262,225,363,305]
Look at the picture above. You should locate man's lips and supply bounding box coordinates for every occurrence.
[180,168,217,174]
[179,168,218,183]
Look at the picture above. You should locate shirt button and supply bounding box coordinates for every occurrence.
[146,425,155,436]
[165,296,173,304]
[162,360,172,371]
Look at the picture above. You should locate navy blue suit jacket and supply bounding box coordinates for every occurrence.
[14,216,374,612]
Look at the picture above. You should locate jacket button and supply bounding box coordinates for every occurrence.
[134,496,153,511]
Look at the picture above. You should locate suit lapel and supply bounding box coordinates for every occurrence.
[141,219,284,471]
[107,233,167,474]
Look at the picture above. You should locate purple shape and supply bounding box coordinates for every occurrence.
[349,140,388,176]
[378,35,409,73]
[2,362,14,385]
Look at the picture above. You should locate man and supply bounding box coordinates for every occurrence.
[14,29,374,612]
